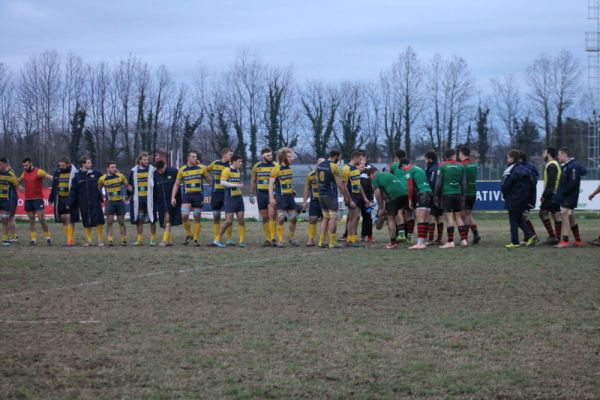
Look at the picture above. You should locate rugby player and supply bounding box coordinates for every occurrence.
[214,155,246,247]
[208,148,234,245]
[391,150,411,242]
[250,148,278,246]
[17,157,54,245]
[458,146,481,244]
[69,157,105,246]
[269,148,300,248]
[171,151,211,246]
[425,150,444,245]
[539,147,562,245]
[128,152,157,246]
[302,158,325,247]
[342,150,371,247]
[154,160,181,246]
[0,158,19,246]
[434,149,468,248]
[399,158,432,249]
[49,157,79,246]
[98,161,132,246]
[6,160,18,242]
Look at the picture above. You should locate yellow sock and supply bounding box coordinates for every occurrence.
[193,221,201,241]
[85,228,93,242]
[270,221,277,241]
[308,224,316,241]
[137,233,143,242]
[63,225,68,237]
[162,231,168,242]
[183,221,192,236]
[239,225,246,243]
[319,232,327,246]
[96,225,103,241]
[262,222,270,241]
[226,225,233,240]
[150,232,156,242]
[43,230,50,239]
[67,225,74,242]
[277,224,284,242]
[289,230,296,240]
[108,234,114,242]
[2,234,8,241]
[166,231,172,243]
[329,233,337,247]
[31,231,37,241]
[212,223,220,241]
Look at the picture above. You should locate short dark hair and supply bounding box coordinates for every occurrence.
[459,145,471,157]
[79,156,91,166]
[395,149,406,160]
[425,150,438,162]
[520,151,528,162]
[155,160,165,169]
[261,147,272,155]
[22,157,32,164]
[329,149,341,158]
[58,156,70,165]
[187,150,198,158]
[444,149,456,160]
[399,158,411,166]
[221,147,233,156]
[231,155,243,163]
[351,150,363,160]
[559,147,571,157]
[106,160,117,167]
[507,149,521,161]
[365,166,378,176]
[0,157,8,164]
[545,147,557,159]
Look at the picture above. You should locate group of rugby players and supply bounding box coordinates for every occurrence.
[1,145,599,249]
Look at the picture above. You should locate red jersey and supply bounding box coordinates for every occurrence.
[22,167,47,199]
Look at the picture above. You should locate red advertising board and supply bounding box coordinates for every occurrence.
[15,189,54,216]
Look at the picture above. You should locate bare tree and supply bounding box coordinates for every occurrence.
[491,74,521,146]
[552,50,582,147]
[379,69,403,157]
[335,81,365,160]
[424,54,444,152]
[443,56,474,149]
[362,81,382,161]
[526,53,554,147]
[114,55,139,162]
[264,66,298,151]
[300,80,339,158]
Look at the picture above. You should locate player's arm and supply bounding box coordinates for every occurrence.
[589,183,600,200]
[268,166,279,207]
[171,168,183,206]
[122,174,133,192]
[542,164,557,200]
[48,172,57,204]
[39,169,53,181]
[564,166,581,196]
[249,163,258,196]
[433,169,443,205]
[302,175,311,210]
[374,187,385,217]
[360,185,370,207]
[202,167,212,186]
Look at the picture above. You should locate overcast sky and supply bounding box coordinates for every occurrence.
[0,0,590,90]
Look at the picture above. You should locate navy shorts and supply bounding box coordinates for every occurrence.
[276,195,296,211]
[106,200,126,216]
[224,195,245,213]
[319,195,339,212]
[308,198,323,218]
[25,199,45,212]
[257,191,270,210]
[211,190,225,211]
[137,197,149,214]
[385,195,409,215]
[0,199,10,213]
[182,192,204,209]
[415,191,433,209]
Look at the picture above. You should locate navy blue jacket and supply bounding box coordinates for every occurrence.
[48,166,80,223]
[521,161,539,210]
[501,162,533,212]
[554,159,587,209]
[426,161,439,200]
[68,169,105,228]
[153,167,182,228]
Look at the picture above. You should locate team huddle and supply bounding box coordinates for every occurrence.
[1,145,599,249]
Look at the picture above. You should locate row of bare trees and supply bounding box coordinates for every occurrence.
[0,47,588,171]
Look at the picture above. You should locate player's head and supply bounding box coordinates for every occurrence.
[425,150,437,164]
[443,149,456,161]
[506,149,521,165]
[221,147,233,162]
[558,147,570,163]
[544,147,557,162]
[155,160,166,172]
[106,161,118,174]
[186,150,198,165]
[21,157,33,171]
[365,166,378,180]
[399,158,412,171]
[79,156,92,170]
[231,155,243,169]
[57,156,70,171]
[458,145,470,161]
[261,147,273,163]
[0,157,8,172]
[137,152,149,167]
[328,149,341,163]
[278,147,294,165]
[350,150,364,164]
[316,158,325,168]
[520,151,528,162]
[394,149,406,163]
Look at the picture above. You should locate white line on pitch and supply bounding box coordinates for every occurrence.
[3,320,100,325]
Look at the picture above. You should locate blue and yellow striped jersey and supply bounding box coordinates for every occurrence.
[176,164,209,194]
[305,171,319,199]
[98,173,128,201]
[271,164,294,196]
[221,167,242,197]
[251,161,278,192]
[342,164,362,195]
[207,160,230,192]
[0,170,18,200]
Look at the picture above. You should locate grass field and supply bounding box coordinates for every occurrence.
[1,217,599,399]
